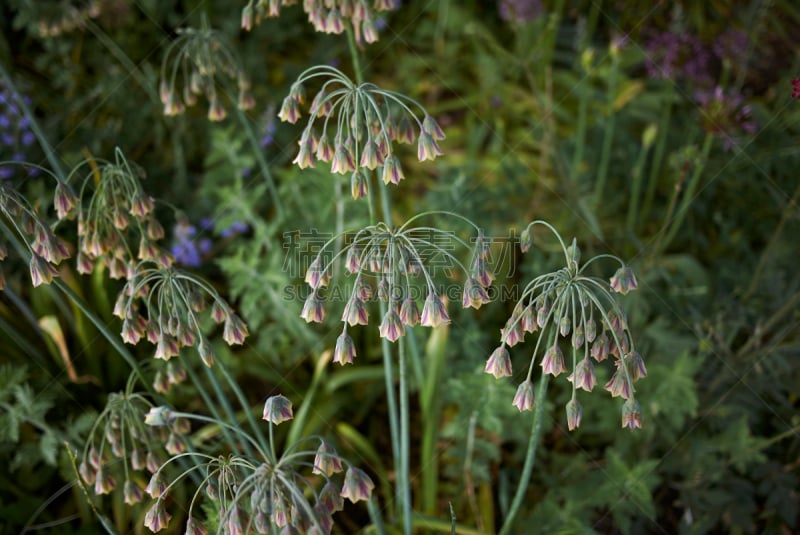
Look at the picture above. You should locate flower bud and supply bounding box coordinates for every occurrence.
[565,399,583,431]
[262,394,293,425]
[333,332,356,365]
[512,380,535,411]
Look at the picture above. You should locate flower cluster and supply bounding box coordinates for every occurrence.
[300,215,493,364]
[114,260,249,378]
[695,86,757,151]
[279,66,445,198]
[0,180,71,289]
[485,221,645,431]
[0,80,37,180]
[78,389,187,506]
[241,0,398,45]
[65,149,169,279]
[159,23,254,121]
[142,396,375,534]
[644,30,711,84]
[34,0,102,37]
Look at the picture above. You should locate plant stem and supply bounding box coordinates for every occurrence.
[200,360,258,459]
[498,373,550,535]
[657,133,714,252]
[593,52,619,207]
[626,132,654,235]
[179,355,244,454]
[215,358,271,459]
[641,84,674,225]
[346,26,365,86]
[398,335,412,535]
[234,107,284,219]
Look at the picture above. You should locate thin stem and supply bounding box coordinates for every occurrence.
[658,133,715,252]
[214,358,271,460]
[593,52,619,207]
[346,25,366,86]
[200,361,257,459]
[398,335,412,535]
[234,106,284,219]
[498,373,550,535]
[626,131,654,235]
[641,84,674,225]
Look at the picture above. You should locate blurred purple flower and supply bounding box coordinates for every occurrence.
[696,86,757,151]
[0,79,39,178]
[644,30,711,85]
[792,78,800,99]
[171,221,212,267]
[220,221,248,238]
[499,0,543,24]
[712,29,748,63]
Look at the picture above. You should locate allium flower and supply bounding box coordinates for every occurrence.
[512,380,535,411]
[621,398,642,430]
[69,149,165,277]
[313,441,344,477]
[299,215,493,359]
[114,260,247,371]
[486,221,645,430]
[485,345,513,378]
[241,0,399,45]
[80,390,178,504]
[159,23,254,121]
[262,394,293,425]
[695,86,757,151]
[279,67,445,191]
[565,399,582,431]
[341,466,375,503]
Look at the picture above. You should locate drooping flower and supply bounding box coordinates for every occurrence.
[262,394,293,425]
[340,467,375,503]
[512,380,535,412]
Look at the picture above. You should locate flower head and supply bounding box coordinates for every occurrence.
[565,399,583,431]
[512,380,535,412]
[262,394,293,425]
[621,398,642,430]
[341,467,375,503]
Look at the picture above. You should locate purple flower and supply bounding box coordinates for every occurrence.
[792,78,800,99]
[695,86,757,151]
[498,0,543,24]
[712,29,748,63]
[644,30,711,85]
[220,221,249,238]
[171,221,212,267]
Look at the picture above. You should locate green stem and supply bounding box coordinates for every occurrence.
[626,132,654,234]
[641,84,674,225]
[200,360,257,459]
[179,355,244,454]
[234,107,284,219]
[399,336,412,535]
[593,52,619,207]
[658,133,714,252]
[215,358,271,459]
[346,25,366,86]
[571,74,589,184]
[498,373,550,535]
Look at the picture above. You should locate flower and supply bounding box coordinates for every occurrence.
[565,399,583,431]
[512,380,535,411]
[171,221,212,267]
[313,441,344,477]
[792,78,800,99]
[262,394,293,425]
[609,266,638,295]
[621,398,642,430]
[333,332,357,365]
[485,345,513,378]
[540,345,566,376]
[695,86,757,151]
[341,467,375,503]
[644,30,711,84]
